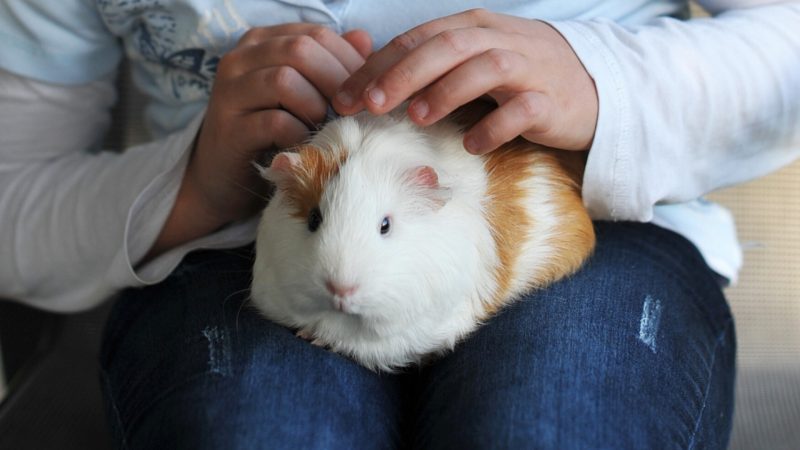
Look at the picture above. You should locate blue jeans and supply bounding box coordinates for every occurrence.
[100,222,735,449]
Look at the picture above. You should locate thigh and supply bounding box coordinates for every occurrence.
[412,222,736,450]
[100,247,408,450]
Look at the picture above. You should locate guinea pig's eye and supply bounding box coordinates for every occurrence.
[380,216,391,236]
[308,207,323,232]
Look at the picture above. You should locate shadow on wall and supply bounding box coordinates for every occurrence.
[0,340,5,400]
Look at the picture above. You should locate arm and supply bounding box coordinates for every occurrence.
[0,68,256,312]
[0,23,373,312]
[334,2,799,222]
[147,26,373,258]
[549,0,800,220]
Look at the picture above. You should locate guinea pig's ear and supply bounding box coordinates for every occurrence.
[405,165,452,210]
[254,152,301,186]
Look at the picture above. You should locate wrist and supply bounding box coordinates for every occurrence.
[143,162,230,261]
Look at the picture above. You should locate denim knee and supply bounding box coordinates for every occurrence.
[412,222,735,450]
[100,248,408,450]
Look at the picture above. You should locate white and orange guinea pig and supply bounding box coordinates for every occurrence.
[250,101,595,372]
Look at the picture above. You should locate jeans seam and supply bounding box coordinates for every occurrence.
[102,369,129,450]
[686,316,733,450]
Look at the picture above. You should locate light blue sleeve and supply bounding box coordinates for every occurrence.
[0,0,122,84]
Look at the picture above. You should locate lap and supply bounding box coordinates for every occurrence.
[413,222,735,450]
[100,222,734,450]
[100,248,408,450]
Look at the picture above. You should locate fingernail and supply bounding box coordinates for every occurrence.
[464,136,483,154]
[336,89,353,107]
[410,99,429,120]
[366,86,386,106]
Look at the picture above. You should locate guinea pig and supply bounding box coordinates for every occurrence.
[250,101,595,372]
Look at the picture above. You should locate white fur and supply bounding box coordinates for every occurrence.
[250,111,574,371]
[505,164,560,297]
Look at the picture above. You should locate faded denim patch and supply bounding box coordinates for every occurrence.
[202,325,233,377]
[638,295,663,353]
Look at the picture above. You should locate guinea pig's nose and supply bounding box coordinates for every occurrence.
[325,279,358,298]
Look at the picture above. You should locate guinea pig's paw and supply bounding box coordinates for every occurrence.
[295,328,313,341]
[295,328,327,347]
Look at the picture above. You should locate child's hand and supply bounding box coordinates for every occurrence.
[189,24,371,225]
[148,25,371,258]
[333,9,597,154]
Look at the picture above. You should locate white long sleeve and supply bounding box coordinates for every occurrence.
[549,1,800,221]
[0,69,257,312]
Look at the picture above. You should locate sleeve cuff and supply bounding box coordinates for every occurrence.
[116,110,259,287]
[544,19,651,222]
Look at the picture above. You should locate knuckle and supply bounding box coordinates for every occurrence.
[427,81,457,108]
[464,8,489,22]
[517,93,540,120]
[437,29,469,55]
[518,94,551,134]
[482,120,502,144]
[263,109,291,131]
[383,64,414,89]
[308,26,334,44]
[271,66,298,91]
[388,32,418,54]
[485,49,512,75]
[265,111,307,146]
[216,51,242,78]
[287,35,316,61]
[239,28,265,46]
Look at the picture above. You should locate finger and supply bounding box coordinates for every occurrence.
[364,27,505,114]
[236,23,341,48]
[342,29,373,59]
[464,91,553,154]
[223,35,352,99]
[407,48,529,126]
[238,109,310,153]
[334,8,492,114]
[237,24,367,74]
[334,26,485,114]
[301,26,367,73]
[218,66,328,126]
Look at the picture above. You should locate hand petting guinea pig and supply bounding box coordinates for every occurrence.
[250,101,595,372]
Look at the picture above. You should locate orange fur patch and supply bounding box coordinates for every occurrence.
[481,142,538,315]
[481,143,595,317]
[523,150,595,285]
[452,100,594,317]
[281,145,348,220]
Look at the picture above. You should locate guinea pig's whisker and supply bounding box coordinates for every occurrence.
[222,287,252,315]
[230,180,271,202]
[220,249,255,263]
[235,295,252,335]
